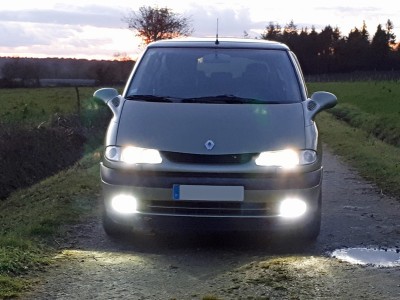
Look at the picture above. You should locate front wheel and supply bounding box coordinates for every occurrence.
[286,193,321,242]
[102,211,129,238]
[300,192,322,241]
[301,207,321,241]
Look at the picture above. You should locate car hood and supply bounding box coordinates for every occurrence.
[116,101,306,155]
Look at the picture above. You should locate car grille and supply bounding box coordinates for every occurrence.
[162,151,256,164]
[139,200,276,217]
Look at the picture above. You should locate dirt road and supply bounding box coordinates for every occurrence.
[23,147,400,299]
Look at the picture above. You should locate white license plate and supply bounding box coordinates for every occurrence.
[173,185,244,201]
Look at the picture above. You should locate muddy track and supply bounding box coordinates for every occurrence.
[23,146,400,299]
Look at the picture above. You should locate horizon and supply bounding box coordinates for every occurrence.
[0,55,134,62]
[1,0,400,60]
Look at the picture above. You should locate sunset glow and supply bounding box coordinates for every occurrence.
[1,0,399,60]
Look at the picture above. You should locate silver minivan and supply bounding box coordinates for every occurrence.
[94,38,337,240]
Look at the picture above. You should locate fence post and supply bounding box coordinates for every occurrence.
[75,86,81,117]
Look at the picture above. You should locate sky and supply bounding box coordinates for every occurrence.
[1,0,400,60]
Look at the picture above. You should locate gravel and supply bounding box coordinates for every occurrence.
[22,147,400,299]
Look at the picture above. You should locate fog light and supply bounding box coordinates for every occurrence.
[279,198,307,218]
[111,195,137,214]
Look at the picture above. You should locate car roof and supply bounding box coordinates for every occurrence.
[147,37,290,50]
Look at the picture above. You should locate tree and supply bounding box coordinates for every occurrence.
[371,24,393,69]
[2,58,47,87]
[258,19,400,74]
[342,25,371,71]
[385,19,396,46]
[261,22,282,42]
[124,6,193,45]
[282,20,298,49]
[361,20,369,40]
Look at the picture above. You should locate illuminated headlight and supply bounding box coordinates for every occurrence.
[105,146,162,164]
[111,195,137,214]
[255,149,316,168]
[279,198,307,218]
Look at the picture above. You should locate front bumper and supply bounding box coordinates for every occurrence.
[100,163,322,232]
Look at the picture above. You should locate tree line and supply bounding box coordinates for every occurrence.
[261,20,399,74]
[0,57,134,88]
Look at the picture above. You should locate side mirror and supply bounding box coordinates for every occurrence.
[304,91,337,124]
[93,88,121,117]
[311,91,337,110]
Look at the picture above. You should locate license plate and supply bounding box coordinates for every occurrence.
[173,184,244,201]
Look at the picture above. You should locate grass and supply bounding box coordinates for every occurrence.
[309,81,400,197]
[0,87,94,125]
[0,150,102,298]
[0,151,101,235]
[0,86,107,298]
[308,81,400,116]
[308,81,400,147]
[316,112,400,196]
[0,86,121,130]
[0,82,400,298]
[0,275,27,298]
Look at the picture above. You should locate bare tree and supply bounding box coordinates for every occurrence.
[124,6,193,45]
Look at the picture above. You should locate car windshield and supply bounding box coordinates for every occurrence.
[126,47,302,104]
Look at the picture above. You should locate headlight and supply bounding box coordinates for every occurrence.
[255,149,316,168]
[105,146,162,164]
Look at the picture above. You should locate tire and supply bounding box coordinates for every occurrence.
[300,192,322,241]
[301,206,321,241]
[286,193,321,242]
[102,211,129,238]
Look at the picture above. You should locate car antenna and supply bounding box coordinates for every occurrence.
[215,18,219,45]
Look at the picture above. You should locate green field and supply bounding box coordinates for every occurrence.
[0,86,123,128]
[0,87,96,125]
[309,81,400,197]
[308,81,400,147]
[0,82,400,298]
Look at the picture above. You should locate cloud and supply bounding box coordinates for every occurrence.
[0,5,127,28]
[1,22,54,47]
[0,4,140,59]
[0,20,140,59]
[185,5,266,38]
[316,5,378,16]
[183,4,342,39]
[0,22,83,47]
[313,5,399,32]
[2,1,399,60]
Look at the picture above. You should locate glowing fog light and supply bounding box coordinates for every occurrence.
[121,146,162,164]
[279,198,307,218]
[111,195,137,214]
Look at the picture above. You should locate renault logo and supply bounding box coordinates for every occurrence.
[205,140,215,150]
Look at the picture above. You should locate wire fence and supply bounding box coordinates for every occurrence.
[306,70,400,82]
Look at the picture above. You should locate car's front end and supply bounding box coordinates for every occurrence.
[94,38,337,240]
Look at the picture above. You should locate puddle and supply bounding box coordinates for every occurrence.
[332,247,400,267]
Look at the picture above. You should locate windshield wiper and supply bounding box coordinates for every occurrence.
[125,95,181,103]
[182,95,272,104]
[125,94,281,104]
